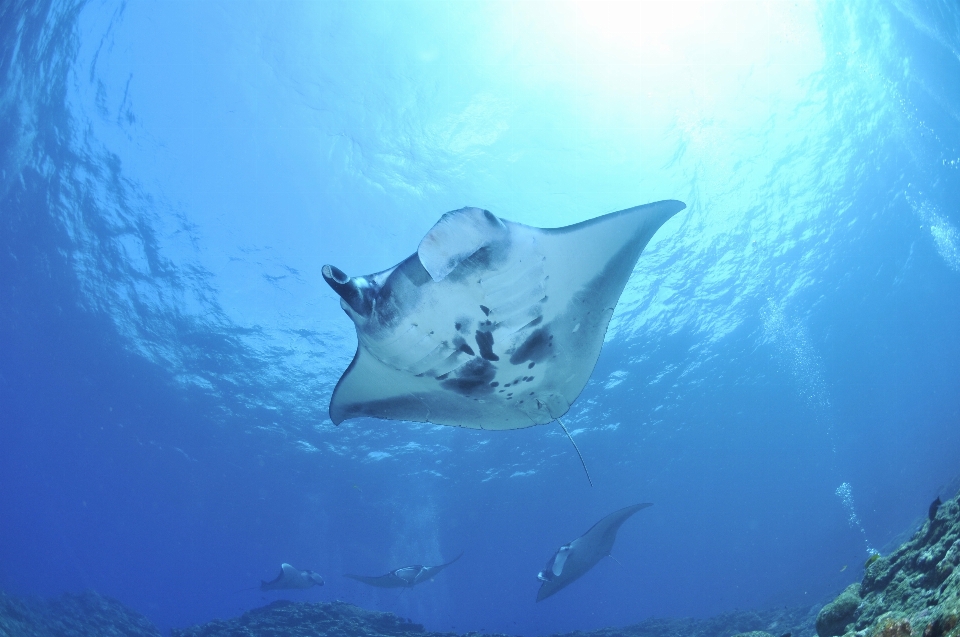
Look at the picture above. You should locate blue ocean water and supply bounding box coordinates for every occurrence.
[1,0,959,634]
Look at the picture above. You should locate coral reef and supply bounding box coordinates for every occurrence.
[817,584,862,637]
[0,589,815,637]
[554,608,814,637]
[816,492,960,637]
[0,589,161,637]
[170,600,815,637]
[171,599,436,637]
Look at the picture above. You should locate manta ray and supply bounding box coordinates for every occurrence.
[260,563,325,591]
[536,503,652,601]
[323,200,684,430]
[344,553,463,588]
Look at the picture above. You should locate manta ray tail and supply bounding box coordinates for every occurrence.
[557,418,593,487]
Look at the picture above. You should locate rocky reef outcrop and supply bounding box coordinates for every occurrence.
[0,589,815,637]
[170,599,437,637]
[0,589,161,637]
[171,601,815,637]
[816,492,960,637]
[550,607,815,637]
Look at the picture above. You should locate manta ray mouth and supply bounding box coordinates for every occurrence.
[322,264,350,285]
[323,264,374,317]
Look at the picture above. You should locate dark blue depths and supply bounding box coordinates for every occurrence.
[1,1,959,636]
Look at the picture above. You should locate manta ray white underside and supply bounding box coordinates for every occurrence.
[322,200,685,430]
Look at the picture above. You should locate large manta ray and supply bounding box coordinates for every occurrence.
[537,503,652,601]
[344,553,463,588]
[323,201,685,429]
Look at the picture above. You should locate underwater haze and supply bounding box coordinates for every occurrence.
[1,0,959,634]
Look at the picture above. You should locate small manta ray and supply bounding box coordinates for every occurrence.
[323,201,685,429]
[537,503,652,602]
[344,553,463,588]
[260,563,325,591]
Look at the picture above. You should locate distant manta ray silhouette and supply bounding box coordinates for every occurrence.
[537,503,652,601]
[322,201,685,430]
[344,553,463,588]
[260,563,324,591]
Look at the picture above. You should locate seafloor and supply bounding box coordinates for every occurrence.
[2,492,957,637]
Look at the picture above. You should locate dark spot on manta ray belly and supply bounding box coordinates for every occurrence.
[441,358,497,396]
[509,327,554,365]
[453,336,475,356]
[474,330,499,361]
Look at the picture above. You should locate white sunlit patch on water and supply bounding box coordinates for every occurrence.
[171,447,196,463]
[324,443,352,457]
[295,441,319,453]
[553,397,620,437]
[481,453,546,481]
[604,371,628,390]
[480,468,499,483]
[353,438,455,469]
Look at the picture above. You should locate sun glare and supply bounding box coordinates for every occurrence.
[502,0,824,128]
